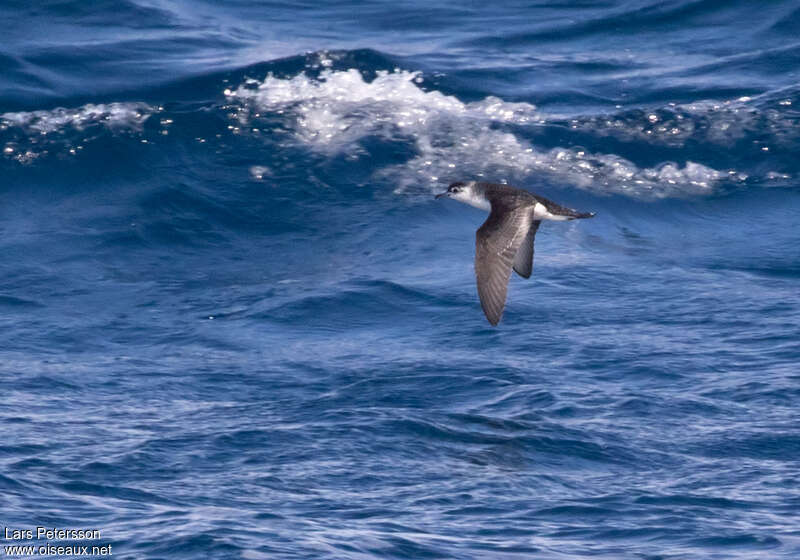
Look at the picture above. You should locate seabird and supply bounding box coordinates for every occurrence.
[436,181,595,326]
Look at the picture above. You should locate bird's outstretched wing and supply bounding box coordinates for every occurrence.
[475,204,533,325]
[512,220,540,279]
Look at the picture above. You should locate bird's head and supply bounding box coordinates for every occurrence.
[435,181,475,203]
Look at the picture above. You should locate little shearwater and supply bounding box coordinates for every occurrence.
[436,181,595,326]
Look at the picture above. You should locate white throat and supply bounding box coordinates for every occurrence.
[452,182,491,211]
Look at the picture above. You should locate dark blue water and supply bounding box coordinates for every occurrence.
[2,1,800,558]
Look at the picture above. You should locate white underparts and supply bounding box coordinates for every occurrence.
[450,185,573,219]
[533,202,571,221]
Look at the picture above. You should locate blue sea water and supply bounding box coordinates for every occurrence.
[2,1,800,558]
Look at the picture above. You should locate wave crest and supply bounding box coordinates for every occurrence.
[225,68,728,198]
[1,102,155,164]
[2,102,154,134]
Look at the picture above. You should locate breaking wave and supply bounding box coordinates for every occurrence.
[225,63,792,198]
[2,51,797,198]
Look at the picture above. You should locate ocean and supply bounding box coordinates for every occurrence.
[2,1,799,558]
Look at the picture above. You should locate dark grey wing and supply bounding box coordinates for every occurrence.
[512,220,541,279]
[475,205,533,326]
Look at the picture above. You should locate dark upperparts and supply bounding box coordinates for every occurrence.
[474,181,595,218]
[479,182,536,207]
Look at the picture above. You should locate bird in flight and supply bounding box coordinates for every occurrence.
[436,181,595,325]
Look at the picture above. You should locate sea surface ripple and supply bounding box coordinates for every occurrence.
[1,1,799,558]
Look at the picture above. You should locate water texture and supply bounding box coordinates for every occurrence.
[1,1,799,558]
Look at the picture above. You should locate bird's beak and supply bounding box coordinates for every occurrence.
[435,192,450,199]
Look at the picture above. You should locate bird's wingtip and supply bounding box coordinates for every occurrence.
[484,313,501,326]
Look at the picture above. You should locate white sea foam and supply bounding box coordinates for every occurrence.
[1,102,154,134]
[1,102,156,164]
[226,69,729,198]
[249,165,271,180]
[226,69,541,148]
[572,96,800,150]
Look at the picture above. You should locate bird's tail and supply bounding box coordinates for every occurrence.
[536,196,596,220]
[558,208,596,220]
